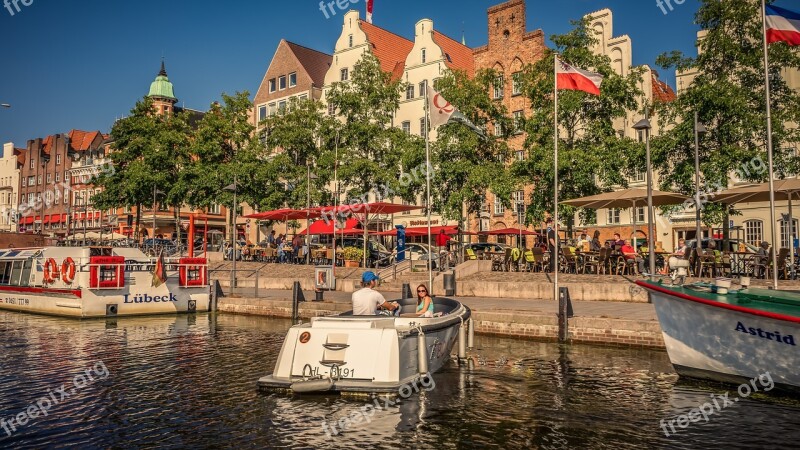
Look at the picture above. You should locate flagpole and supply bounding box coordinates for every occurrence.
[425,84,433,295]
[762,0,779,290]
[553,55,560,303]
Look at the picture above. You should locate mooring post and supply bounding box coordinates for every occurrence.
[292,281,305,324]
[558,287,573,343]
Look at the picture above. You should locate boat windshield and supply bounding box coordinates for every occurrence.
[0,249,41,287]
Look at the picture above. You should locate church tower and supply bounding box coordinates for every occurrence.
[148,60,177,115]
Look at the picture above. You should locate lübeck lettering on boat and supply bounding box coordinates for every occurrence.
[123,293,178,304]
[735,321,796,346]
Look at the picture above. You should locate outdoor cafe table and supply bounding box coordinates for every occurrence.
[727,251,755,276]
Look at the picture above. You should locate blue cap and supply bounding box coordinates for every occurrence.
[362,271,379,283]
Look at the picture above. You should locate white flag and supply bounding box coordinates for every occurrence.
[427,85,486,137]
[427,86,455,129]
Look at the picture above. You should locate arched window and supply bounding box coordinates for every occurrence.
[744,220,763,245]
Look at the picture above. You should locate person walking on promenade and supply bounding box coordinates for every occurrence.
[547,218,557,273]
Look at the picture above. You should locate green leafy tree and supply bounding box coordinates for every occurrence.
[430,69,515,221]
[324,53,423,202]
[512,18,644,231]
[259,98,337,210]
[182,92,264,225]
[654,0,800,226]
[92,97,192,239]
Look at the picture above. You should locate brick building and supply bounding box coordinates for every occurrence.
[0,143,23,232]
[17,131,103,236]
[471,0,548,246]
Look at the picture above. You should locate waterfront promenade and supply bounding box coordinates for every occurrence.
[210,261,800,349]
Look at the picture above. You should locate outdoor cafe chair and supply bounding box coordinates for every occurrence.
[465,248,478,261]
[698,249,717,278]
[745,249,772,279]
[530,247,547,273]
[582,247,604,275]
[776,248,790,280]
[522,249,535,272]
[560,248,579,274]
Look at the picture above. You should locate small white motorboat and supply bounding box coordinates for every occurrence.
[258,297,472,393]
[0,246,211,318]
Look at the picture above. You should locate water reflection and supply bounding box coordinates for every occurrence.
[1,312,799,449]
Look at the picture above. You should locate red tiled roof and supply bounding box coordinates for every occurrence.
[14,148,24,167]
[285,41,332,88]
[68,130,102,151]
[651,70,676,103]
[359,20,414,78]
[41,135,54,156]
[433,31,475,79]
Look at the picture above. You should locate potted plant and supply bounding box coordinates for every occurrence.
[342,247,364,268]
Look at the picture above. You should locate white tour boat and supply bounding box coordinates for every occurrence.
[258,297,472,394]
[638,279,800,392]
[0,246,211,318]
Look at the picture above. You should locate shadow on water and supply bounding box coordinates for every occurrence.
[1,311,799,449]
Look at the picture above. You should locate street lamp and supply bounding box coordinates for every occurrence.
[694,112,707,246]
[223,178,238,289]
[632,117,656,275]
[517,201,525,250]
[306,163,318,265]
[152,186,165,242]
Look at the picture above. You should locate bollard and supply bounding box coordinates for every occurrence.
[467,319,474,349]
[292,281,306,324]
[417,331,428,374]
[402,283,413,299]
[558,287,574,343]
[314,290,324,302]
[458,323,467,360]
[443,273,456,297]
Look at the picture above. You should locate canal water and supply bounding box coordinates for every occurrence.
[1,312,799,449]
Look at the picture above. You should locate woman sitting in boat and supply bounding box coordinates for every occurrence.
[415,284,435,318]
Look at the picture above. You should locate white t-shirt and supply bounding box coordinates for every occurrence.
[352,287,387,316]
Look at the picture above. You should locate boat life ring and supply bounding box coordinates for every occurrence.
[179,257,207,287]
[43,258,59,284]
[61,257,76,284]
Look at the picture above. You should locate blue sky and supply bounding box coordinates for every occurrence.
[0,0,708,148]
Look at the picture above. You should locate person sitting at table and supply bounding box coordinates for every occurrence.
[278,240,291,263]
[660,238,689,274]
[708,240,722,264]
[577,232,591,250]
[612,233,625,250]
[267,230,276,248]
[620,240,646,275]
[591,230,602,251]
[292,234,304,262]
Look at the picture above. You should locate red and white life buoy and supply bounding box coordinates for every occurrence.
[43,258,59,284]
[61,257,76,284]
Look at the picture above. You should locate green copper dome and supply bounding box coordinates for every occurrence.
[148,61,176,100]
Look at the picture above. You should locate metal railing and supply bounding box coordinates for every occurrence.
[208,267,262,297]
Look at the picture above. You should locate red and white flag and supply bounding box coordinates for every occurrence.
[766,4,800,46]
[366,0,374,24]
[556,57,603,96]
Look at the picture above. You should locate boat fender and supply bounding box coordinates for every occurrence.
[61,257,76,284]
[43,258,59,284]
[291,378,334,393]
[418,330,429,374]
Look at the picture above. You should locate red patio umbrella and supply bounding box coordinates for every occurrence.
[244,208,321,221]
[299,218,361,235]
[480,228,539,236]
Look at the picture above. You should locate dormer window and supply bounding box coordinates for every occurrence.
[421,48,427,64]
